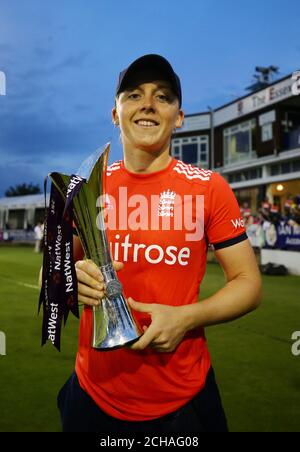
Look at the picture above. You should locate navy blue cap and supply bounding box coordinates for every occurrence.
[116,54,182,107]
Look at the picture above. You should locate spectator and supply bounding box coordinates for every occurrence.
[240,201,251,218]
[34,222,43,253]
[269,203,281,226]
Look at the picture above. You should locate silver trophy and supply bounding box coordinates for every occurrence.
[50,143,142,350]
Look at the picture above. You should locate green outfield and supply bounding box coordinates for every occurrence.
[0,245,299,432]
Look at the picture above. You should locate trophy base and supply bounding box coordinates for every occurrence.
[92,296,142,350]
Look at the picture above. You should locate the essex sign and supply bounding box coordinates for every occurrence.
[214,74,297,127]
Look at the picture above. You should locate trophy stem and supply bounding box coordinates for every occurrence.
[92,293,141,350]
[92,262,141,350]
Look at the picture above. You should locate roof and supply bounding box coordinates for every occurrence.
[0,193,50,209]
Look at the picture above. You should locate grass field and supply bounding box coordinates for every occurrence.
[0,245,300,432]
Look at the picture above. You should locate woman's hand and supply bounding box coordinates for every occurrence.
[75,260,124,307]
[127,298,188,353]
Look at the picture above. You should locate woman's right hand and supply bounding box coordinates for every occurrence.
[75,259,124,307]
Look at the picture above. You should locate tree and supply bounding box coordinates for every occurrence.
[5,183,41,197]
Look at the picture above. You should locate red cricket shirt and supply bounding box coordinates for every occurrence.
[75,158,247,421]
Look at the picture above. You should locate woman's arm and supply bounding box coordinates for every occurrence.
[182,239,262,330]
[129,239,262,352]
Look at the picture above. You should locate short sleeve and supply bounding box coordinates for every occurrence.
[206,172,247,250]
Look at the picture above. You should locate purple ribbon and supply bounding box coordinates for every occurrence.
[39,179,81,351]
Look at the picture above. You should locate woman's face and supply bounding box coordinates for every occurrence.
[112,80,184,153]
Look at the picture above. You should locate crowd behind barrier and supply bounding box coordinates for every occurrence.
[0,228,35,243]
[241,195,300,251]
[0,222,43,252]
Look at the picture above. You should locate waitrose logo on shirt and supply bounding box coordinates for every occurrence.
[110,234,191,266]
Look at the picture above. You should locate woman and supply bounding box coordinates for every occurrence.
[57,54,262,433]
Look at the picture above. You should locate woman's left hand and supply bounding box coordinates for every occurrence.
[127,298,188,353]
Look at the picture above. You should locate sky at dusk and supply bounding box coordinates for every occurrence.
[0,0,299,196]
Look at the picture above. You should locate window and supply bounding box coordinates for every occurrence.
[223,119,256,166]
[182,144,198,164]
[8,209,25,229]
[173,146,180,159]
[200,143,207,162]
[228,167,262,183]
[293,160,300,172]
[171,135,209,168]
[270,165,279,176]
[259,110,275,143]
[261,123,273,142]
[270,161,300,175]
[250,168,257,179]
[283,111,300,150]
[281,162,291,174]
